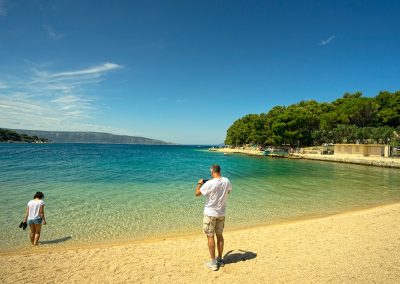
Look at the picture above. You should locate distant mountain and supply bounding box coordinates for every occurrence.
[13,129,172,144]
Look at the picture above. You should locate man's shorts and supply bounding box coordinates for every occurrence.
[203,215,225,236]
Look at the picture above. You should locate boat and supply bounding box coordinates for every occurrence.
[263,147,274,156]
[267,152,287,158]
[265,148,289,158]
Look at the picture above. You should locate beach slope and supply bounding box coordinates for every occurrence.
[1,203,400,283]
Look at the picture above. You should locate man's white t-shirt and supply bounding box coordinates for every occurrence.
[27,199,45,220]
[200,177,232,217]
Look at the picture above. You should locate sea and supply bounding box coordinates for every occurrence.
[1,143,400,252]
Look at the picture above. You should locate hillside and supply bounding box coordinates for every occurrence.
[12,130,171,144]
[225,91,400,147]
[0,129,49,143]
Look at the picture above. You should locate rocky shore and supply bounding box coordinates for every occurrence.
[213,148,400,168]
[291,153,400,168]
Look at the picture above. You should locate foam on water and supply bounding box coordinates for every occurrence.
[1,144,399,251]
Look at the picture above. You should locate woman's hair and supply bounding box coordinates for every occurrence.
[34,192,44,199]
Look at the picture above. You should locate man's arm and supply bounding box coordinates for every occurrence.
[195,179,204,197]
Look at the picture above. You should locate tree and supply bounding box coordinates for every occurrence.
[376,91,400,127]
[0,129,49,143]
[224,90,399,147]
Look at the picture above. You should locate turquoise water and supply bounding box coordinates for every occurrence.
[1,144,400,251]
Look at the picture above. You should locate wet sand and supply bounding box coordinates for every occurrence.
[1,203,399,283]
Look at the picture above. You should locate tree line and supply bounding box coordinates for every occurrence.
[0,129,50,143]
[225,91,400,147]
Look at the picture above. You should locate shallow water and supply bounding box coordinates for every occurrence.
[1,144,399,251]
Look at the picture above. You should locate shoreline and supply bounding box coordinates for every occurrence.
[213,148,400,168]
[212,147,264,156]
[3,201,400,256]
[2,202,399,283]
[2,201,399,256]
[292,153,400,168]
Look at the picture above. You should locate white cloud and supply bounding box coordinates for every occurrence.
[319,35,336,46]
[51,63,122,78]
[42,25,65,40]
[52,95,94,114]
[0,99,130,133]
[0,62,126,134]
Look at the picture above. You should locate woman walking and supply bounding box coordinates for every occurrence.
[23,192,47,246]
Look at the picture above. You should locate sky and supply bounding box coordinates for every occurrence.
[0,0,399,144]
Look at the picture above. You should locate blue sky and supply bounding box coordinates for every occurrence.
[0,0,399,144]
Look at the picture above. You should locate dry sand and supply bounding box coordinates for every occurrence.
[214,147,264,156]
[1,203,400,283]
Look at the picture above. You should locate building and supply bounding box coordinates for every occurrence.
[334,144,390,157]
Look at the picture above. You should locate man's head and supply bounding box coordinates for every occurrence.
[210,164,221,178]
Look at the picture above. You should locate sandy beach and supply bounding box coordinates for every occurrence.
[1,203,399,283]
[213,147,264,156]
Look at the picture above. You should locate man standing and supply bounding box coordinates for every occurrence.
[195,164,232,271]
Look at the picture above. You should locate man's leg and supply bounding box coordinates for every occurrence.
[216,234,224,259]
[203,215,218,270]
[207,235,216,260]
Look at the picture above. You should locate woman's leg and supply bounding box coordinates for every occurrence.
[33,224,42,246]
[29,224,36,245]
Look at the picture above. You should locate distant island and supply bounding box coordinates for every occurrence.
[0,129,50,143]
[2,129,172,145]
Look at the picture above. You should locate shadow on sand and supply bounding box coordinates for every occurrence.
[39,236,72,245]
[223,249,257,264]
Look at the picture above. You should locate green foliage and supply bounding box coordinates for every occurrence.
[0,129,49,143]
[225,91,400,146]
[376,91,400,127]
[225,114,268,146]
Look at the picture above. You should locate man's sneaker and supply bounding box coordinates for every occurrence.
[206,259,218,271]
[216,257,224,267]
